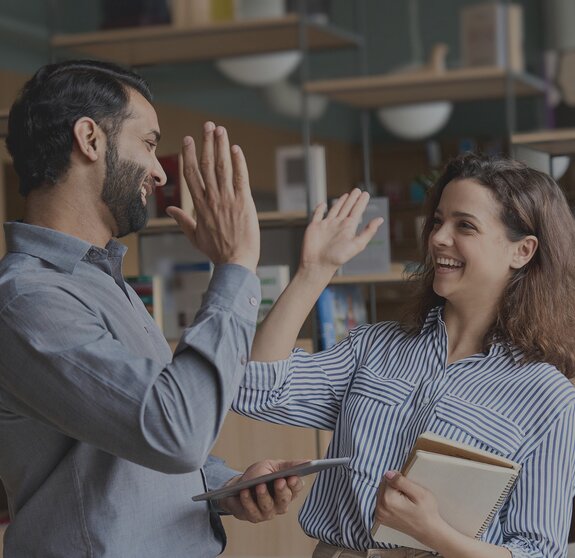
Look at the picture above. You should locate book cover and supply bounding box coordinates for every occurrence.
[256,265,290,324]
[316,285,367,350]
[162,261,213,340]
[339,196,390,276]
[460,2,524,72]
[372,431,521,551]
[125,275,164,331]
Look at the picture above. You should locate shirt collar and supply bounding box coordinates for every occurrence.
[423,305,522,363]
[4,221,127,274]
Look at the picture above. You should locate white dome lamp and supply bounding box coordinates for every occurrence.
[377,44,453,140]
[263,79,328,119]
[215,0,302,86]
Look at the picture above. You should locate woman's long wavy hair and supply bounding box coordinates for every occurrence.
[402,152,575,379]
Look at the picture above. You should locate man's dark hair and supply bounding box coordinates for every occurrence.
[6,59,152,196]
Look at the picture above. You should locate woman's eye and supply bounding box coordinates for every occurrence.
[459,221,475,230]
[431,217,442,227]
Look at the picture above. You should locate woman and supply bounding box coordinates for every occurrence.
[233,153,575,557]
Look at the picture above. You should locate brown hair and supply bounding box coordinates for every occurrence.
[402,152,575,378]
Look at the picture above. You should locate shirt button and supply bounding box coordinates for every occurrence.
[423,397,430,405]
[249,296,258,307]
[240,356,247,365]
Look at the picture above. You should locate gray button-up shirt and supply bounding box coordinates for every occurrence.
[0,222,261,558]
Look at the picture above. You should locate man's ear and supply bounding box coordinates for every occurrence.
[510,235,538,270]
[72,117,103,162]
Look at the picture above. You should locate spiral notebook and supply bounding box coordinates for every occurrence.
[371,431,521,551]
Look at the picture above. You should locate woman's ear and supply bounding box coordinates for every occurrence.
[511,235,538,270]
[72,117,102,162]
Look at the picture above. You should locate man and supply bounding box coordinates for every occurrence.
[0,59,302,557]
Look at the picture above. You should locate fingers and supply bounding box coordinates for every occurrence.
[199,122,218,199]
[230,144,250,198]
[181,135,205,202]
[165,206,197,244]
[214,125,234,198]
[311,202,327,223]
[383,471,422,503]
[354,217,384,250]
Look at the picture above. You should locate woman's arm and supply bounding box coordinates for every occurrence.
[251,189,382,361]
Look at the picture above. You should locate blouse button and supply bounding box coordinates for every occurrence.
[249,296,258,307]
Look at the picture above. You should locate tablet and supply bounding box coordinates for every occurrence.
[192,457,350,502]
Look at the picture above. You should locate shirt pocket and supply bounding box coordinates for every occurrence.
[343,367,416,483]
[434,394,524,457]
[348,366,414,405]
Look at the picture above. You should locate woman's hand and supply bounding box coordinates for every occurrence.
[300,188,383,280]
[375,470,443,550]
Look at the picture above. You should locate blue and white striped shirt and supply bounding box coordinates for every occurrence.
[233,307,575,557]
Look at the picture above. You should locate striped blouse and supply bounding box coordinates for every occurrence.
[233,307,575,557]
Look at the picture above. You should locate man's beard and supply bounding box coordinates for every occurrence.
[101,140,150,238]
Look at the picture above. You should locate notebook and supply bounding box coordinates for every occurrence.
[371,431,521,551]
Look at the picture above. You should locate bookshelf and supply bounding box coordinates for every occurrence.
[304,66,546,108]
[143,210,308,233]
[330,263,408,285]
[50,15,360,66]
[511,129,575,156]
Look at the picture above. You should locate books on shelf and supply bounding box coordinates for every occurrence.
[125,275,164,331]
[339,196,390,276]
[316,285,367,350]
[256,265,290,324]
[371,431,521,551]
[460,2,524,72]
[275,144,327,213]
[163,261,213,340]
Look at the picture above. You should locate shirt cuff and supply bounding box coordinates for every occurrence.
[241,355,293,391]
[203,264,261,323]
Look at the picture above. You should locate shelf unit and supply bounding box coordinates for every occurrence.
[511,129,575,155]
[304,66,546,108]
[50,14,360,66]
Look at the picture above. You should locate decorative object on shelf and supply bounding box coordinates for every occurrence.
[460,2,524,73]
[552,155,571,180]
[170,0,212,27]
[376,42,453,140]
[275,144,327,212]
[215,0,302,86]
[339,196,391,276]
[263,79,328,120]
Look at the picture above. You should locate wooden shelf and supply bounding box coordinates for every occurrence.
[511,129,575,156]
[50,15,359,66]
[143,211,307,233]
[329,262,408,284]
[0,109,8,138]
[305,67,546,108]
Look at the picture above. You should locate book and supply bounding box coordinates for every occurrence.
[339,196,390,276]
[162,261,213,340]
[371,431,521,551]
[275,145,327,213]
[460,2,524,72]
[316,285,367,350]
[256,265,290,324]
[125,275,164,331]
